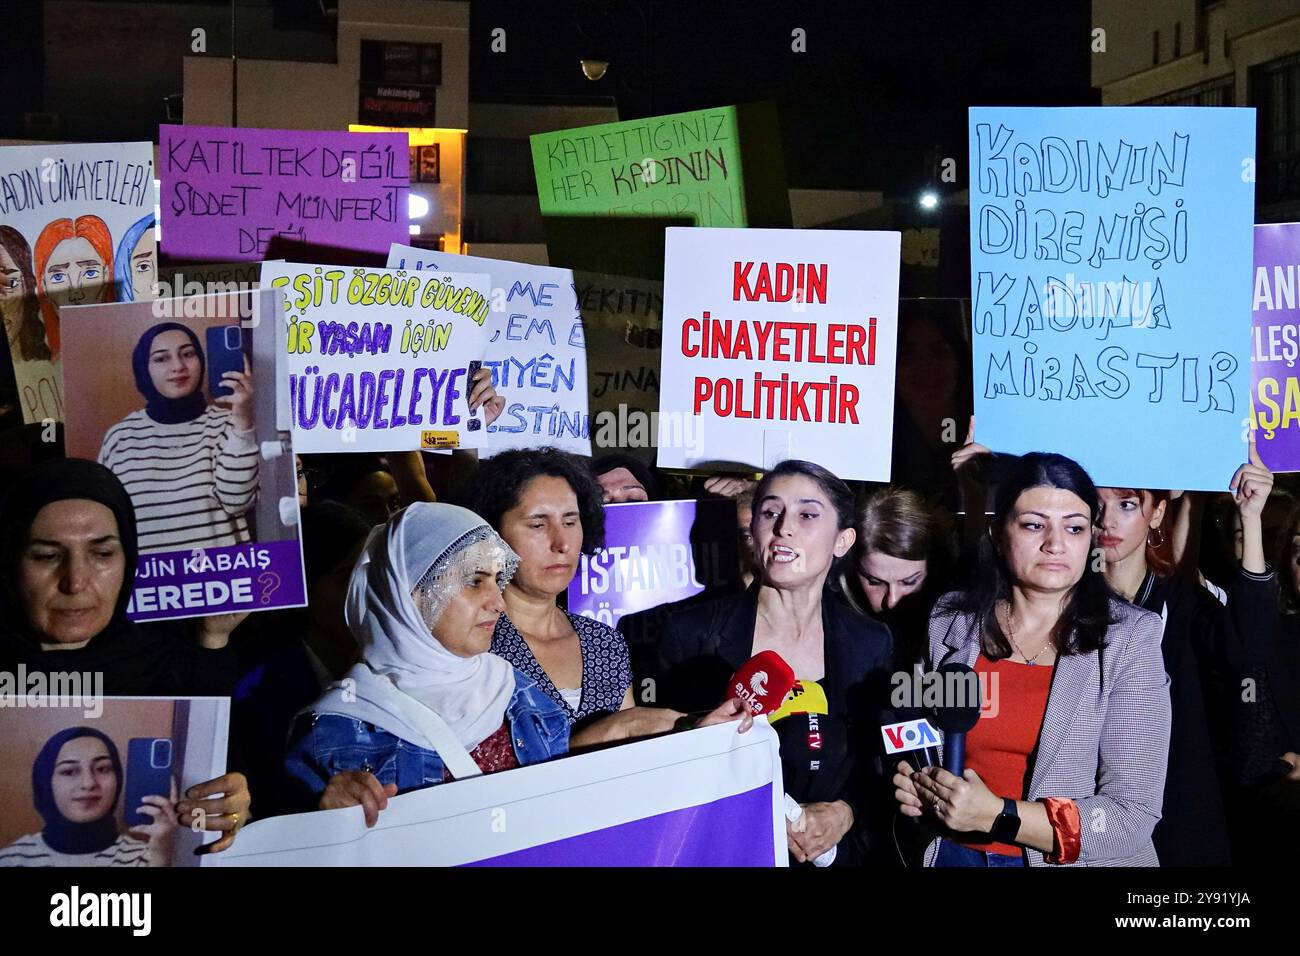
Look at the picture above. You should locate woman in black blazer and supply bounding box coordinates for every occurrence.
[653,460,894,867]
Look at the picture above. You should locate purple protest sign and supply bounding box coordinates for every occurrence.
[1252,224,1300,472]
[159,125,409,262]
[126,540,307,622]
[567,499,740,628]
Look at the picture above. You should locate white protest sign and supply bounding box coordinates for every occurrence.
[262,261,491,453]
[387,245,591,456]
[657,227,900,479]
[210,720,785,867]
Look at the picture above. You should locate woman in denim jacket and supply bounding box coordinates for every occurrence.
[285,502,749,825]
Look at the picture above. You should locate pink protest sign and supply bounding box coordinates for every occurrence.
[159,124,409,262]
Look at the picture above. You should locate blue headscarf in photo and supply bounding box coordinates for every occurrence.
[132,322,207,424]
[114,214,155,302]
[32,727,123,855]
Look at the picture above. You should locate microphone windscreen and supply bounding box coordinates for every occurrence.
[929,662,982,734]
[725,650,796,716]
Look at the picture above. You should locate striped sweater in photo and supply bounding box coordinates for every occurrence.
[98,405,259,554]
[0,832,151,867]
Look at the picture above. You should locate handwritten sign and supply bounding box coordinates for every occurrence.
[969,106,1256,490]
[531,107,747,226]
[575,270,663,464]
[387,245,590,456]
[261,261,490,454]
[1250,223,1300,472]
[0,141,156,423]
[159,125,409,262]
[657,226,900,479]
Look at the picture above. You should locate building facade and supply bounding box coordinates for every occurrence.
[1093,0,1300,220]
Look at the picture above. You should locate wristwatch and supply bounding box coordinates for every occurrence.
[989,798,1021,843]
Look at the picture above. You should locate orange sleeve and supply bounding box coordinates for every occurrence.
[1041,798,1082,864]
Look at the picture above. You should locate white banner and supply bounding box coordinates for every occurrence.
[211,720,785,867]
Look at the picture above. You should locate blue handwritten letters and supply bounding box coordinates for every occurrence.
[386,246,591,456]
[969,107,1256,490]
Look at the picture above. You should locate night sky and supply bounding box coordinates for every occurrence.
[1,0,1095,194]
[468,0,1096,192]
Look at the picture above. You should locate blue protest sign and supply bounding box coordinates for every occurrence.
[969,106,1255,490]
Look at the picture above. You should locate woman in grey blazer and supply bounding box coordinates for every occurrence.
[893,452,1172,866]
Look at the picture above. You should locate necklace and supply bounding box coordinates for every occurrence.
[1000,601,1052,665]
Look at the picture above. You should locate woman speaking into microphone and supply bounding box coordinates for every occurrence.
[653,459,895,866]
[894,452,1171,867]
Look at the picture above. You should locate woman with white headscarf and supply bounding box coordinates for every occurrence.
[284,502,750,825]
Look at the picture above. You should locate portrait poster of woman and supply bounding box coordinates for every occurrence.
[0,141,158,424]
[0,697,229,867]
[57,288,309,624]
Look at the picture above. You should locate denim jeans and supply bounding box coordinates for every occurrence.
[934,838,1026,867]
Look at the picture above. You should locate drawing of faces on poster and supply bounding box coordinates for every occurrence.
[0,142,157,423]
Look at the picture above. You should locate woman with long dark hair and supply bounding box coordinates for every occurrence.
[894,452,1171,866]
[0,225,51,363]
[654,459,894,866]
[1093,479,1241,866]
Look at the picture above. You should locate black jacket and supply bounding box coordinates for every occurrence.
[650,584,895,866]
[1137,571,1236,866]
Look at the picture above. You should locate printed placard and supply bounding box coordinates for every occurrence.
[657,226,900,479]
[60,290,307,622]
[0,697,229,869]
[1251,223,1300,472]
[567,499,740,629]
[211,720,785,867]
[575,270,663,463]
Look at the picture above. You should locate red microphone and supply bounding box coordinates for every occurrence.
[725,651,796,716]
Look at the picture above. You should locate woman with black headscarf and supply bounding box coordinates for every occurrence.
[0,458,240,696]
[0,458,251,849]
[98,321,257,554]
[0,728,175,866]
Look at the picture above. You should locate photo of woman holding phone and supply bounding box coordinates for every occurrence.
[98,321,258,554]
[0,727,176,867]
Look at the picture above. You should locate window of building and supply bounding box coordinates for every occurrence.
[1251,53,1300,210]
[466,137,536,195]
[1142,76,1233,107]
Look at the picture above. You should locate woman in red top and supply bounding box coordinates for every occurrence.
[893,452,1171,866]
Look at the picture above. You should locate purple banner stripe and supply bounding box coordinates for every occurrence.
[463,783,776,867]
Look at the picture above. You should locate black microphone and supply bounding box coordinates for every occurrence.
[928,662,982,776]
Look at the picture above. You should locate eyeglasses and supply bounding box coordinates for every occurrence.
[296,465,324,492]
